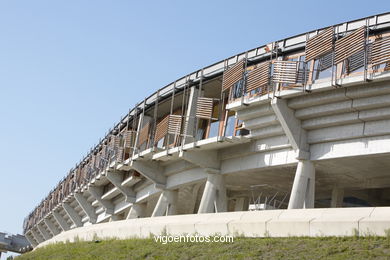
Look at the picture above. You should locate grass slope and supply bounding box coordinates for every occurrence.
[17,237,390,260]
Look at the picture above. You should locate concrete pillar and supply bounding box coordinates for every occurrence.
[151,190,178,217]
[43,219,61,236]
[234,197,249,211]
[52,211,70,231]
[288,160,316,209]
[25,232,38,247]
[126,203,146,219]
[183,86,199,144]
[62,203,83,227]
[36,223,51,240]
[331,187,344,208]
[30,229,44,244]
[88,186,115,215]
[198,173,227,213]
[74,192,97,223]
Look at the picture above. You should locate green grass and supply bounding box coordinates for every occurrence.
[16,236,390,260]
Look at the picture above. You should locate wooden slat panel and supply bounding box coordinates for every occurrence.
[138,122,150,146]
[335,26,366,64]
[222,59,245,91]
[154,115,169,143]
[168,115,182,135]
[272,60,298,84]
[116,147,124,163]
[124,130,136,148]
[371,36,390,66]
[305,27,334,61]
[246,62,269,92]
[196,97,214,119]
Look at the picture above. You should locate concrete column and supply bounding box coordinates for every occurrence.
[36,223,51,240]
[88,186,115,215]
[74,192,97,223]
[183,86,199,144]
[234,197,249,211]
[331,187,344,208]
[30,229,44,244]
[25,232,38,247]
[43,219,61,236]
[288,160,316,209]
[198,173,227,213]
[62,203,83,227]
[151,190,178,217]
[126,203,146,219]
[52,211,70,231]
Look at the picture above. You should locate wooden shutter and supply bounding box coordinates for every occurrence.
[168,115,182,135]
[305,27,334,61]
[246,62,270,93]
[272,60,298,84]
[138,122,150,146]
[371,36,390,66]
[196,97,214,119]
[334,26,365,64]
[222,59,245,92]
[154,116,169,143]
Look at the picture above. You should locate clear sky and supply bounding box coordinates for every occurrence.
[0,0,388,257]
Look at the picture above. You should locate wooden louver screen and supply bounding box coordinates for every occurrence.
[124,130,136,148]
[138,122,150,146]
[371,36,390,66]
[246,62,270,93]
[196,97,214,119]
[272,60,298,84]
[222,59,245,92]
[334,26,365,64]
[154,116,169,142]
[305,27,334,61]
[168,115,182,135]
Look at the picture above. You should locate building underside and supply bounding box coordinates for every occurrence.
[22,12,390,246]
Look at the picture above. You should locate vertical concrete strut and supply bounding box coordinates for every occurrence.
[198,173,227,213]
[52,211,70,231]
[88,186,115,215]
[183,86,199,144]
[62,202,83,227]
[151,190,178,217]
[74,192,97,223]
[288,160,315,209]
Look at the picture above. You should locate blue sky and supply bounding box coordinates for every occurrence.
[0,0,388,257]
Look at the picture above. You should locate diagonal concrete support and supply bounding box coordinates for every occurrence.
[43,218,61,236]
[126,203,146,219]
[62,202,83,227]
[52,211,70,231]
[36,223,51,240]
[130,160,166,189]
[25,232,38,247]
[106,171,136,203]
[88,186,115,215]
[151,190,178,217]
[288,160,315,209]
[198,173,227,213]
[74,192,97,223]
[179,150,220,172]
[30,229,44,244]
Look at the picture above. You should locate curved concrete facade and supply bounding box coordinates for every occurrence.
[24,12,390,247]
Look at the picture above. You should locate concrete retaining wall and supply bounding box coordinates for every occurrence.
[37,207,390,248]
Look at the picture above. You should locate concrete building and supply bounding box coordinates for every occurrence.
[23,12,390,247]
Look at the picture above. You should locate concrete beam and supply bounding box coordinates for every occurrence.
[198,173,227,213]
[74,192,97,223]
[179,150,220,171]
[88,186,115,215]
[126,203,146,219]
[106,171,136,203]
[52,211,70,231]
[288,160,315,209]
[43,219,61,236]
[271,98,309,158]
[130,160,166,188]
[62,202,83,227]
[151,190,178,217]
[36,223,51,240]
